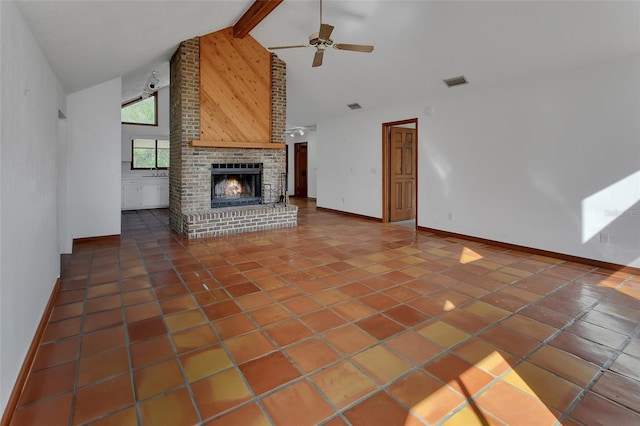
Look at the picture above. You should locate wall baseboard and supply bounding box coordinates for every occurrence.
[288,196,316,201]
[1,278,62,426]
[72,234,120,248]
[418,226,640,275]
[316,206,382,223]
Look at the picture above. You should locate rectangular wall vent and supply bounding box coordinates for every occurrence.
[347,103,362,110]
[443,75,468,88]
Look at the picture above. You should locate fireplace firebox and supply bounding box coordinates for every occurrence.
[211,163,262,208]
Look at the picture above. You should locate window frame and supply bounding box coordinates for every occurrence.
[121,92,158,126]
[131,138,170,170]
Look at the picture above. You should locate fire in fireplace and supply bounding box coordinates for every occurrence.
[211,163,262,208]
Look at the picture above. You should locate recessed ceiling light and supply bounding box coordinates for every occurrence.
[347,103,362,110]
[443,75,468,88]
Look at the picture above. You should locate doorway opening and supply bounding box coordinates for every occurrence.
[382,118,418,227]
[294,142,308,198]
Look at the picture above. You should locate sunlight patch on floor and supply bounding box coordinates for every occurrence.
[415,351,557,425]
[443,300,456,311]
[459,247,483,264]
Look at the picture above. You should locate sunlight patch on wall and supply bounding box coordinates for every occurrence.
[459,247,483,264]
[581,170,640,243]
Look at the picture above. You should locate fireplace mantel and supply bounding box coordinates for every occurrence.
[191,140,286,149]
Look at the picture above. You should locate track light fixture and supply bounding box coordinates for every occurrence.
[284,126,312,138]
[148,72,159,89]
[142,71,159,99]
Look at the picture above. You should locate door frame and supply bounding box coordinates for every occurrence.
[382,118,418,224]
[294,141,308,198]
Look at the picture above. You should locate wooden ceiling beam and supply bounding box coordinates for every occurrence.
[233,0,284,38]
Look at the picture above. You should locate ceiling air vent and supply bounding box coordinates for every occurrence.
[347,103,362,110]
[443,75,468,88]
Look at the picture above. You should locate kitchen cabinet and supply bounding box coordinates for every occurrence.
[141,182,162,207]
[121,177,169,210]
[122,179,141,209]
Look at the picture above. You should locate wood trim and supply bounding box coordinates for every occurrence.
[0,278,61,426]
[190,140,285,149]
[414,121,419,230]
[233,0,284,38]
[72,234,120,247]
[269,53,273,148]
[316,206,383,223]
[417,226,640,275]
[382,118,418,224]
[294,142,308,198]
[382,125,389,223]
[288,196,317,200]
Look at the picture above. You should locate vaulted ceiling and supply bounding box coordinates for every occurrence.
[16,1,640,127]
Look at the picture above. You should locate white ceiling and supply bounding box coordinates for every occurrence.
[16,1,640,128]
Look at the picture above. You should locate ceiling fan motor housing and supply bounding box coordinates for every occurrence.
[267,0,373,67]
[309,33,333,49]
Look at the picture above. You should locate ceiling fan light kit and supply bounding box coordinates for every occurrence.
[268,0,374,67]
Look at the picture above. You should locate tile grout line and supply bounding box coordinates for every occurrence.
[164,228,279,426]
[395,262,600,425]
[52,206,640,425]
[141,212,209,425]
[191,218,586,424]
[179,234,282,424]
[127,223,164,426]
[67,244,94,426]
[181,234,423,424]
[171,207,640,422]
[555,274,640,424]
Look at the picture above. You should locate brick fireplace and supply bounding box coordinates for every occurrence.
[169,31,297,239]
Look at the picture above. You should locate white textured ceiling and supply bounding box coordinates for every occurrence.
[16,0,640,127]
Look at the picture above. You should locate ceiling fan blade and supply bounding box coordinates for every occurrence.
[318,23,334,40]
[312,50,324,67]
[334,43,374,53]
[268,44,308,50]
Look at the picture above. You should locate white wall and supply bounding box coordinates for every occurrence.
[67,78,122,239]
[286,130,317,198]
[318,54,640,267]
[318,106,394,218]
[57,114,71,253]
[0,0,66,411]
[121,85,169,176]
[422,54,640,267]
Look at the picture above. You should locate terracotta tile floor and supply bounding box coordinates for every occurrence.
[10,199,640,425]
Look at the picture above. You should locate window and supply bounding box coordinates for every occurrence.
[121,93,158,126]
[132,139,169,169]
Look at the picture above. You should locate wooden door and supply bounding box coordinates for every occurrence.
[294,142,308,198]
[389,127,416,221]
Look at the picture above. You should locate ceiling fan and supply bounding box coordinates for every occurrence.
[268,0,374,67]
